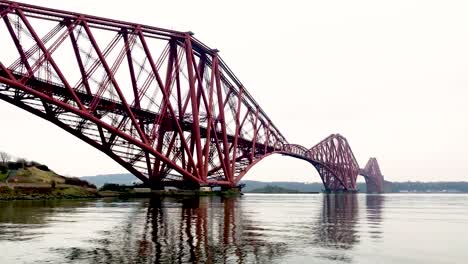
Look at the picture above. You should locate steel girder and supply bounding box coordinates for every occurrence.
[0,0,286,188]
[0,1,383,191]
[359,158,384,193]
[306,134,360,192]
[235,137,381,193]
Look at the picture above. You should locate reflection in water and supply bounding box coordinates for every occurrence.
[0,195,394,263]
[0,200,81,224]
[314,194,359,249]
[0,200,81,241]
[55,196,287,263]
[366,195,385,240]
[106,195,365,263]
[2,194,467,263]
[312,194,359,263]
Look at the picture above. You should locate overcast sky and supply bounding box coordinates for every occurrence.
[0,0,467,182]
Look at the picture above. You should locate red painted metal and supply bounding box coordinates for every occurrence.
[307,134,360,192]
[234,135,362,192]
[360,158,384,193]
[0,0,384,192]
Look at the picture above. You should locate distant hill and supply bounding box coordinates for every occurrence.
[80,177,363,192]
[249,185,301,193]
[80,174,468,193]
[79,174,329,191]
[242,180,468,193]
[80,174,324,190]
[389,181,468,193]
[241,180,329,192]
[80,174,139,187]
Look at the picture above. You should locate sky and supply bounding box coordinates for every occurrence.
[0,0,467,182]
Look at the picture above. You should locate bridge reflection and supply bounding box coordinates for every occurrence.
[366,195,385,240]
[45,194,385,263]
[64,197,287,263]
[141,197,291,263]
[313,194,360,250]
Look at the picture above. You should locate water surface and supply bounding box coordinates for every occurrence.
[0,194,467,263]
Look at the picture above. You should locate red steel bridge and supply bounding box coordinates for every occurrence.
[0,1,384,192]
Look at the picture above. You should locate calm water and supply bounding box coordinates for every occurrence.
[0,194,467,263]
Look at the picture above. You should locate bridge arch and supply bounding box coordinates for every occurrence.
[232,152,330,187]
[234,142,354,192]
[0,1,384,192]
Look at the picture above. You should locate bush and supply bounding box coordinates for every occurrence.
[100,183,130,192]
[36,165,50,171]
[26,161,41,167]
[7,161,22,170]
[16,158,27,168]
[64,177,96,189]
[0,164,7,174]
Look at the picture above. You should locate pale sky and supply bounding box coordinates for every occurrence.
[0,0,467,182]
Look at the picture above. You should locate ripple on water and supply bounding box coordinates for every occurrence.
[0,194,468,263]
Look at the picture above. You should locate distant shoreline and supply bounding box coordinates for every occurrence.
[79,175,468,194]
[0,184,243,200]
[244,192,320,194]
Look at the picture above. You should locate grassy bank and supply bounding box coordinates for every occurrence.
[0,163,98,200]
[0,171,7,181]
[0,164,243,200]
[0,186,98,200]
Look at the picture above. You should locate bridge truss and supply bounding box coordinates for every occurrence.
[0,0,384,192]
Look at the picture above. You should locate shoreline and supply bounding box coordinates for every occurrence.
[0,185,98,201]
[99,189,244,199]
[0,186,243,201]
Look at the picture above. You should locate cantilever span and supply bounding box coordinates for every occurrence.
[255,135,384,192]
[0,0,384,192]
[360,158,385,193]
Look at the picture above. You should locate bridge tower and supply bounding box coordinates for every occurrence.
[307,134,360,192]
[360,158,384,193]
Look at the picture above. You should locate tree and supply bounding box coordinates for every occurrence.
[0,152,11,164]
[16,158,27,169]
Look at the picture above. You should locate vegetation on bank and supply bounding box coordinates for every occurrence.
[389,181,468,193]
[0,170,7,181]
[3,166,95,187]
[0,186,97,200]
[100,183,137,192]
[0,151,97,200]
[97,183,139,197]
[248,185,301,193]
[241,180,468,193]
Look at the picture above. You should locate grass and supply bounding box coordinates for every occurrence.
[0,171,8,181]
[0,185,98,200]
[13,167,65,184]
[52,186,97,198]
[0,166,98,200]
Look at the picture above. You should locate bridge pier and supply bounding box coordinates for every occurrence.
[149,180,164,191]
[322,188,359,194]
